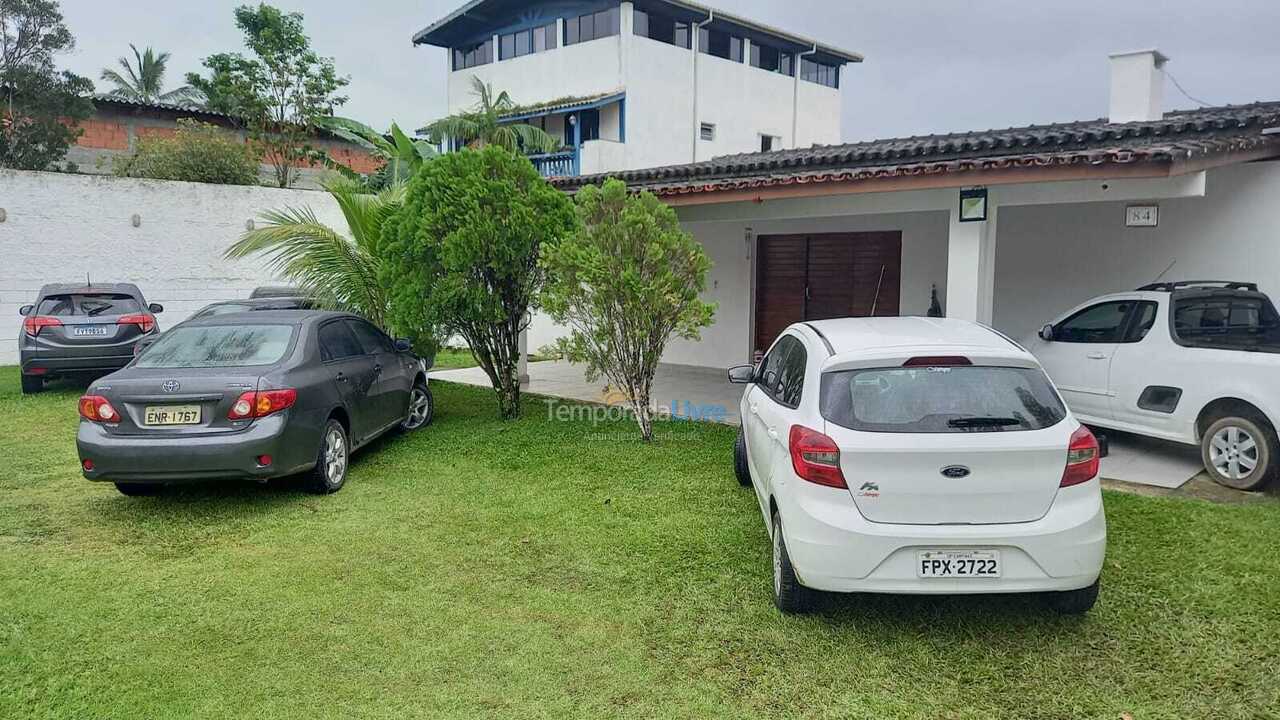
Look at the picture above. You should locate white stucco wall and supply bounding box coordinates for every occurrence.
[993,161,1280,340]
[447,36,624,113]
[0,170,343,365]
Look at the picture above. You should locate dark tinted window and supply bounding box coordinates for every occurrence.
[776,338,807,407]
[347,320,393,354]
[1173,295,1280,349]
[318,321,364,361]
[698,27,741,61]
[750,43,791,75]
[800,58,839,88]
[453,38,493,70]
[564,108,600,145]
[1124,301,1159,342]
[36,293,142,317]
[634,8,690,48]
[1054,301,1133,343]
[821,366,1067,433]
[565,7,618,45]
[136,325,293,368]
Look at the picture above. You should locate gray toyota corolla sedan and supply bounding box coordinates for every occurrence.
[76,310,433,497]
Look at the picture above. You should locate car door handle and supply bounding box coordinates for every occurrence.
[1087,352,1107,360]
[750,404,759,415]
[767,427,779,440]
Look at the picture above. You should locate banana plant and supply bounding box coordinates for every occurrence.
[318,116,437,185]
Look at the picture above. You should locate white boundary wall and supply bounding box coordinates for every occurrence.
[0,170,343,365]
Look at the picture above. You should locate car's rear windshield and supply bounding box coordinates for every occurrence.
[193,303,258,318]
[36,293,141,317]
[820,365,1067,433]
[1173,294,1280,350]
[134,325,294,368]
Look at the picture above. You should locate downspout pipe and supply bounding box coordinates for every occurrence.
[792,44,818,149]
[692,9,714,163]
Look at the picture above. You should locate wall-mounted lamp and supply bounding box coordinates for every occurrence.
[958,187,988,222]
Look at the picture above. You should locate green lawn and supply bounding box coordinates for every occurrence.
[431,347,555,370]
[1,368,1277,719]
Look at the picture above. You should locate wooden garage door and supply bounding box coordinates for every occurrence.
[754,232,902,354]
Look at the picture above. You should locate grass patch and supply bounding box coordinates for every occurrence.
[0,367,1277,718]
[431,348,555,370]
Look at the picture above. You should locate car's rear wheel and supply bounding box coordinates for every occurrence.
[772,512,815,614]
[114,482,161,497]
[1201,414,1276,491]
[1046,578,1100,614]
[734,427,751,487]
[307,419,349,494]
[401,381,433,431]
[20,374,43,394]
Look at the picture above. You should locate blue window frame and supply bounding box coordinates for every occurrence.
[801,58,840,88]
[750,42,793,76]
[632,7,689,48]
[564,7,619,46]
[452,38,493,70]
[499,22,556,60]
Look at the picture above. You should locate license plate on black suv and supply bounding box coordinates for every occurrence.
[917,550,1001,578]
[73,326,109,337]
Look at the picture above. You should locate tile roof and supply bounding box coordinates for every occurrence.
[92,94,234,119]
[553,101,1280,196]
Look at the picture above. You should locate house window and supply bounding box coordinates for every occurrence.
[452,38,493,70]
[564,109,601,146]
[760,134,780,152]
[500,22,556,60]
[801,58,840,88]
[565,7,620,46]
[697,27,742,61]
[750,42,793,76]
[700,122,716,141]
[633,7,691,49]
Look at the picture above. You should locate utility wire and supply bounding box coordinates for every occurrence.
[1166,71,1213,108]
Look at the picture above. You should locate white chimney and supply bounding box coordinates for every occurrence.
[1108,49,1169,123]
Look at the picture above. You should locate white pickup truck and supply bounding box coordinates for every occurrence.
[1025,281,1280,490]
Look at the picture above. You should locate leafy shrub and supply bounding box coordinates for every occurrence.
[379,146,576,419]
[541,179,716,440]
[113,118,260,185]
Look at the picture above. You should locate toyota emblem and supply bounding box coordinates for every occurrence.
[161,380,181,393]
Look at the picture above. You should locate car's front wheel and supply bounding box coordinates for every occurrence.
[307,419,349,494]
[772,512,815,614]
[1201,414,1276,491]
[1046,578,1100,614]
[114,482,161,497]
[20,374,43,394]
[401,381,433,431]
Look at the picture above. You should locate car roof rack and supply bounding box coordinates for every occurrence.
[1136,280,1259,292]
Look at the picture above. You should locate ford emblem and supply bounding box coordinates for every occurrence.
[161,380,181,393]
[940,465,971,479]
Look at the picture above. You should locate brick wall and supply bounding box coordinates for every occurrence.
[74,118,130,150]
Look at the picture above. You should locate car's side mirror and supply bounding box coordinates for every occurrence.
[394,338,413,353]
[148,303,164,314]
[18,304,33,316]
[727,364,755,384]
[1038,323,1055,342]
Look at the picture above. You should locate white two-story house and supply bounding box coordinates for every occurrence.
[412,0,861,177]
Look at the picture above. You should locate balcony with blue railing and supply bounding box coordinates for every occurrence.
[528,149,578,178]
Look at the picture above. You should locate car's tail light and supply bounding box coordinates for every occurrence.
[23,315,62,337]
[789,425,847,488]
[228,389,297,420]
[117,314,156,333]
[1061,425,1101,487]
[78,395,120,423]
[903,355,972,367]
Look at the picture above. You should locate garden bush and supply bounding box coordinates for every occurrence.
[113,118,260,185]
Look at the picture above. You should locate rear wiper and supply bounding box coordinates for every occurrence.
[947,416,1023,428]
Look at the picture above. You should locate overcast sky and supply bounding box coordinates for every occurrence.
[58,0,1280,142]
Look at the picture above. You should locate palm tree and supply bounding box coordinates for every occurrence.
[100,45,202,105]
[422,77,559,154]
[317,116,437,186]
[225,178,401,330]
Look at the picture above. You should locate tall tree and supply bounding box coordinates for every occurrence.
[187,3,348,187]
[100,44,200,104]
[422,77,559,154]
[0,0,93,170]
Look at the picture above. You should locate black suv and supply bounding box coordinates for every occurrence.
[18,283,163,394]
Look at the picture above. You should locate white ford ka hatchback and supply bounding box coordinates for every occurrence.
[728,317,1106,614]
